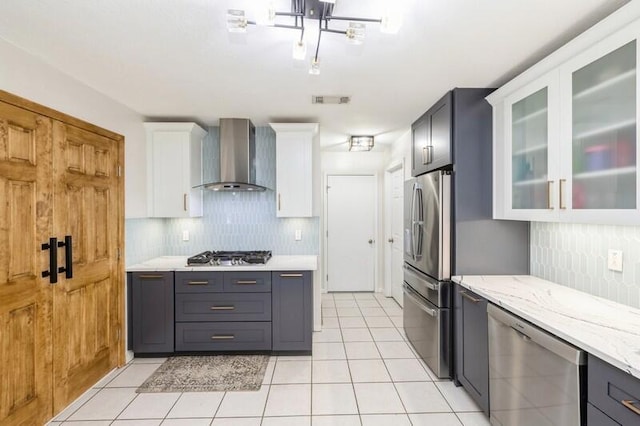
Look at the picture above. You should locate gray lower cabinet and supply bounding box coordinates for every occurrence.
[454,284,489,415]
[175,271,273,352]
[272,271,313,352]
[588,355,640,425]
[129,272,174,354]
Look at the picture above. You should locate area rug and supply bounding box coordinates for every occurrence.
[136,355,269,393]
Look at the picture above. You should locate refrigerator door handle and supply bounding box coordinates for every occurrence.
[414,186,424,259]
[410,183,417,260]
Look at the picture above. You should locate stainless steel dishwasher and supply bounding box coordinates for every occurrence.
[487,304,586,426]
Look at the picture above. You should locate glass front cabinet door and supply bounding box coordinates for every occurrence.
[559,28,639,223]
[501,72,560,221]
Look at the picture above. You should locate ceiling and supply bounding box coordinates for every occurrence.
[0,0,630,149]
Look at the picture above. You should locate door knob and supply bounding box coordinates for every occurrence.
[368,239,374,244]
[388,238,394,243]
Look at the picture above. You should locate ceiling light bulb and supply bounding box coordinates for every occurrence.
[346,22,366,45]
[226,9,248,33]
[256,2,276,26]
[293,40,307,60]
[320,0,336,3]
[309,58,321,75]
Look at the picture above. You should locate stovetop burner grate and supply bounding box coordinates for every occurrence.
[187,250,272,266]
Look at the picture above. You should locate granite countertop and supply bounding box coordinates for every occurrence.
[453,275,640,380]
[127,255,318,272]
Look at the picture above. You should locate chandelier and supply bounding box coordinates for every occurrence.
[226,0,401,75]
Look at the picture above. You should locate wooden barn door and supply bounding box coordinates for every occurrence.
[0,91,124,424]
[0,102,54,425]
[52,122,122,412]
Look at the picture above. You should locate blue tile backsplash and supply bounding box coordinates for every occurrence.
[125,126,320,265]
[531,222,640,309]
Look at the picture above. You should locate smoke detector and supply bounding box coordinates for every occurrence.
[312,95,351,105]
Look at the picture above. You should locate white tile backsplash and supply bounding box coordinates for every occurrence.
[531,222,640,308]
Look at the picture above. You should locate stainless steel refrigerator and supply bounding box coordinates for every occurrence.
[403,88,530,379]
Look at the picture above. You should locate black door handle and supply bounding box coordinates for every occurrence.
[57,235,73,279]
[41,237,58,284]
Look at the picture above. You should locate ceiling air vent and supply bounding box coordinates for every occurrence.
[312,95,351,105]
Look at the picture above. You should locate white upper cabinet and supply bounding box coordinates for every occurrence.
[489,4,640,225]
[145,122,207,218]
[270,123,320,218]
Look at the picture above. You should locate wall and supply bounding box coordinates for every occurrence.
[162,126,319,256]
[0,37,148,219]
[321,149,390,292]
[531,222,640,309]
[389,129,412,181]
[125,126,320,265]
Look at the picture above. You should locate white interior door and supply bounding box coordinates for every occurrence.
[327,175,376,292]
[390,168,404,306]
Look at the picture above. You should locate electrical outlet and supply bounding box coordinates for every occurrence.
[182,230,190,242]
[295,229,302,241]
[607,249,623,272]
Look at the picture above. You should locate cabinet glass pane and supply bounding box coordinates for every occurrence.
[512,88,549,209]
[572,41,636,210]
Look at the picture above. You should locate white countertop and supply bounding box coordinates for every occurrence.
[127,255,318,272]
[453,275,640,380]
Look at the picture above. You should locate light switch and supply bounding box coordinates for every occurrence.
[182,230,190,241]
[607,249,622,272]
[295,229,302,241]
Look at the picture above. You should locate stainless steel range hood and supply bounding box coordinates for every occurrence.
[199,118,267,192]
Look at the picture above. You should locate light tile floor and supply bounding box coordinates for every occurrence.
[48,292,490,426]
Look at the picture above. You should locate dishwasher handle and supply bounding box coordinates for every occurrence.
[487,304,585,366]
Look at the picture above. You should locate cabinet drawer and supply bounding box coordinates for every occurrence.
[175,322,272,351]
[175,293,271,322]
[588,403,620,426]
[175,272,223,293]
[589,356,640,425]
[224,271,271,292]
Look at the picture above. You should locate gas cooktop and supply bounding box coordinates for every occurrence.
[187,250,272,266]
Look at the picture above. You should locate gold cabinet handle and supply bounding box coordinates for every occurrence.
[559,179,566,210]
[211,335,235,340]
[278,193,281,211]
[235,280,257,285]
[183,193,187,211]
[280,273,303,278]
[210,306,235,311]
[622,399,640,416]
[188,281,209,285]
[460,290,482,304]
[139,274,163,279]
[547,180,554,210]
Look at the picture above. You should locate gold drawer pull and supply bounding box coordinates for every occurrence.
[211,335,235,340]
[236,280,257,285]
[280,273,303,278]
[559,179,567,210]
[210,306,235,311]
[188,281,209,285]
[139,274,163,279]
[460,290,482,304]
[622,399,640,416]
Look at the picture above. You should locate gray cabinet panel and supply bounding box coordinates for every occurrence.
[175,322,272,351]
[454,283,489,415]
[176,293,272,322]
[589,355,640,425]
[224,271,271,292]
[272,271,312,352]
[411,91,452,176]
[588,403,621,426]
[175,271,223,293]
[130,272,174,354]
